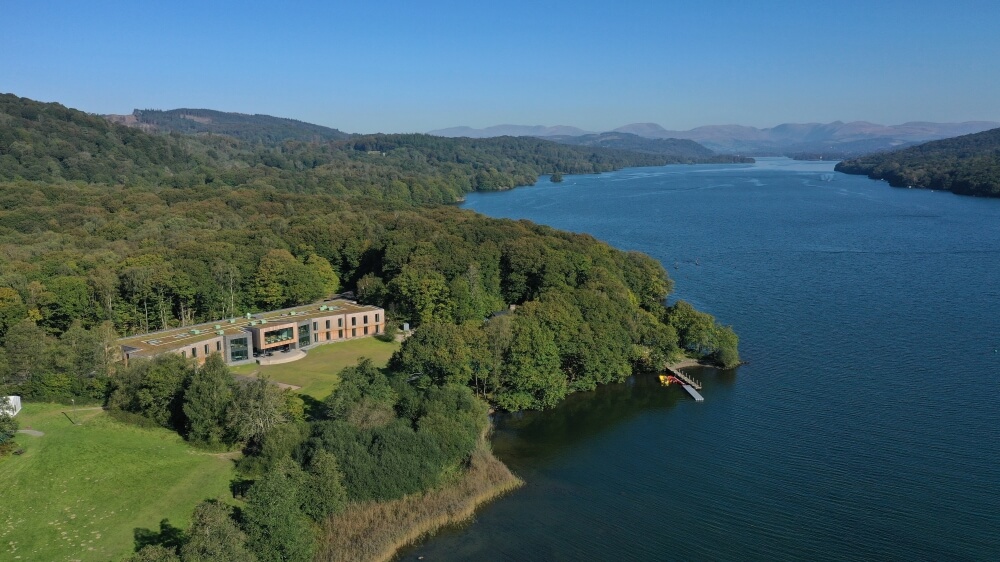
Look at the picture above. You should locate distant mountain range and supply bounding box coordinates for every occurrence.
[429,121,1000,156]
[105,108,350,145]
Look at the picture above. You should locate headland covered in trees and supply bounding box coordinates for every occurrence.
[0,93,740,561]
[835,127,1000,197]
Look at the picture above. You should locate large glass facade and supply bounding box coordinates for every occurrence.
[263,327,294,345]
[230,337,249,362]
[298,323,311,348]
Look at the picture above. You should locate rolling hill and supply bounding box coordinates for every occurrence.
[835,127,1000,197]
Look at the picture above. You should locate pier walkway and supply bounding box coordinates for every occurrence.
[665,366,702,390]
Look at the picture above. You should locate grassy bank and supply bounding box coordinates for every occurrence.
[0,403,235,562]
[230,338,399,399]
[315,440,522,562]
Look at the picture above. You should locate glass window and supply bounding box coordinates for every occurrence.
[375,313,380,322]
[339,330,343,339]
[326,332,330,341]
[325,319,330,329]
[364,315,368,324]
[314,334,318,343]
[351,317,356,326]
[216,341,221,352]
[192,347,197,358]
[352,328,356,337]
[298,323,311,348]
[204,344,209,355]
[364,326,368,335]
[230,337,249,362]
[338,318,343,327]
[375,325,381,334]
[313,322,317,331]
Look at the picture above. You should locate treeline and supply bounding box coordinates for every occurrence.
[110,353,487,561]
[835,127,1000,197]
[2,94,749,205]
[127,107,351,144]
[0,179,739,407]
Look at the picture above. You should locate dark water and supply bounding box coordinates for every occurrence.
[404,158,1000,561]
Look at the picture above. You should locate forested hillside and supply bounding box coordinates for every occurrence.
[1,93,740,561]
[109,107,351,144]
[3,94,723,204]
[835,128,1000,197]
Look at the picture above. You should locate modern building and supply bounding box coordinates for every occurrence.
[118,299,385,366]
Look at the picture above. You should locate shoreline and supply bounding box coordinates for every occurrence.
[316,439,523,562]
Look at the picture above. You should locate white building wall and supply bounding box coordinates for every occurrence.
[1,396,22,417]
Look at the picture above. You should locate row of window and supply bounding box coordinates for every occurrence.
[313,313,380,332]
[310,324,381,343]
[182,340,223,359]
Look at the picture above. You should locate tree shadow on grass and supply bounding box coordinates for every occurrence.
[133,518,185,553]
[300,394,326,421]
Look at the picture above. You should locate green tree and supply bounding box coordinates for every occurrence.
[226,377,288,445]
[108,354,193,429]
[183,354,234,446]
[496,315,566,410]
[241,461,315,562]
[324,359,397,429]
[0,412,18,448]
[180,500,255,562]
[300,449,348,521]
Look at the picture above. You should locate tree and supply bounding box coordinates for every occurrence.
[300,449,348,521]
[324,359,397,429]
[180,500,255,562]
[496,315,566,410]
[183,354,234,446]
[2,318,47,386]
[0,412,18,448]
[108,354,193,429]
[241,461,315,562]
[226,377,287,445]
[390,322,475,386]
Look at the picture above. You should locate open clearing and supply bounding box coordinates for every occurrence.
[230,337,400,399]
[0,403,235,562]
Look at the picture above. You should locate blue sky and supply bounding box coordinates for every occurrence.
[3,0,999,133]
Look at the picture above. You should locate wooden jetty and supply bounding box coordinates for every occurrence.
[661,366,705,402]
[665,366,702,390]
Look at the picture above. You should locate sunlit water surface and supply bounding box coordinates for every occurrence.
[401,158,1000,561]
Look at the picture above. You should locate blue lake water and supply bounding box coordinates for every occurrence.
[403,158,1000,561]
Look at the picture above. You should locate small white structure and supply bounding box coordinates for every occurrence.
[1,396,21,417]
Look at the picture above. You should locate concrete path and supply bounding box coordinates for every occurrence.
[17,429,44,437]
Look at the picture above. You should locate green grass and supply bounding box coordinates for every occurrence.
[0,403,235,562]
[230,338,400,399]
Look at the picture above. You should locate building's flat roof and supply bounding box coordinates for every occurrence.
[118,299,382,358]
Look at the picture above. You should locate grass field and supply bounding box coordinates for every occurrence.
[230,337,400,399]
[0,403,235,562]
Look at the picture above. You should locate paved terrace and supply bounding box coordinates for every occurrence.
[117,299,382,359]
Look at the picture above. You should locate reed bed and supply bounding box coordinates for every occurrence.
[316,441,522,562]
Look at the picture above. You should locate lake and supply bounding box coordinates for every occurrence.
[402,158,1000,561]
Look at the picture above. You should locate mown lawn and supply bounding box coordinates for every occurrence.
[230,337,400,399]
[0,403,235,562]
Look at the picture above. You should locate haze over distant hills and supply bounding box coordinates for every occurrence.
[429,121,1000,156]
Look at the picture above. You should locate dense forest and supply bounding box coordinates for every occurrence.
[0,93,740,560]
[835,128,1000,197]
